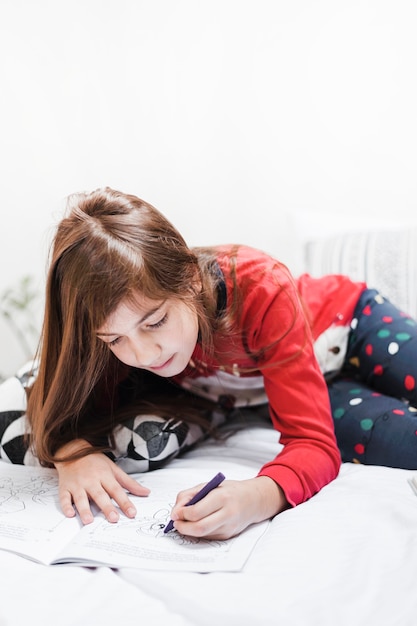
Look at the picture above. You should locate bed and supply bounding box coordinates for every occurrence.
[1,221,417,626]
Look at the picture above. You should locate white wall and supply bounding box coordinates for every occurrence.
[0,0,416,377]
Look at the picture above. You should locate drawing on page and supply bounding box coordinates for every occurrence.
[137,507,171,536]
[90,507,225,547]
[93,507,171,537]
[0,474,59,514]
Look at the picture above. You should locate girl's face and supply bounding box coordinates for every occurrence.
[96,293,199,377]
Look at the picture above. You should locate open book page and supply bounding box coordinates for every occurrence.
[0,463,268,572]
[55,467,269,571]
[0,464,82,565]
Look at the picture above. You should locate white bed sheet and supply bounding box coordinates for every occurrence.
[1,415,417,626]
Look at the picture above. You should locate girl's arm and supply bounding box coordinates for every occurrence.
[54,439,150,524]
[175,249,340,539]
[234,253,341,508]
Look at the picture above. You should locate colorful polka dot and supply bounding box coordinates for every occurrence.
[351,318,358,330]
[333,408,345,419]
[365,344,373,355]
[374,294,384,304]
[360,419,373,431]
[382,316,393,323]
[405,375,415,391]
[349,357,360,368]
[349,388,362,395]
[363,305,372,316]
[349,398,363,406]
[396,332,411,341]
[392,409,405,415]
[374,364,384,375]
[388,342,399,355]
[354,443,365,455]
[377,329,390,339]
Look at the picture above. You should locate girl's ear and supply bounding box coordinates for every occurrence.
[193,279,202,294]
[191,270,202,294]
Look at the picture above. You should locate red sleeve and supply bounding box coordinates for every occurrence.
[239,255,341,506]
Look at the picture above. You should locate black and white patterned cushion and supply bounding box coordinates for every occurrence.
[109,415,205,473]
[0,361,205,470]
[0,361,39,465]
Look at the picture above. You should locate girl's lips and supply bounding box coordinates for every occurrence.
[150,355,174,371]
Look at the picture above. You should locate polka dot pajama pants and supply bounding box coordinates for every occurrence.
[327,288,417,469]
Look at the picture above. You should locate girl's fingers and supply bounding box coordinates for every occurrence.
[59,482,123,524]
[59,487,95,524]
[69,479,148,524]
[104,483,138,520]
[114,466,151,497]
[110,469,150,518]
[172,507,226,539]
[59,488,77,518]
[172,483,205,509]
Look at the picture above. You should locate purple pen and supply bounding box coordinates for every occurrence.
[164,472,226,533]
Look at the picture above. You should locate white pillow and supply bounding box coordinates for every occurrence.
[304,226,417,318]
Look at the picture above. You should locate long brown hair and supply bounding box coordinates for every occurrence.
[27,188,223,465]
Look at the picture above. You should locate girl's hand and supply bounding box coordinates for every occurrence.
[168,476,288,540]
[54,439,150,524]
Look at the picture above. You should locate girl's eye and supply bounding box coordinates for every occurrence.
[148,313,168,329]
[103,312,167,346]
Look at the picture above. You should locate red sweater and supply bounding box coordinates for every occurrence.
[175,245,366,507]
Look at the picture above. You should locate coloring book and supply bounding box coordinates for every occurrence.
[0,463,268,572]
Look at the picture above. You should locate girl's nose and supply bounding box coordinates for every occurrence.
[132,337,161,368]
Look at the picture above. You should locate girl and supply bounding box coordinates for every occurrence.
[18,187,417,539]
